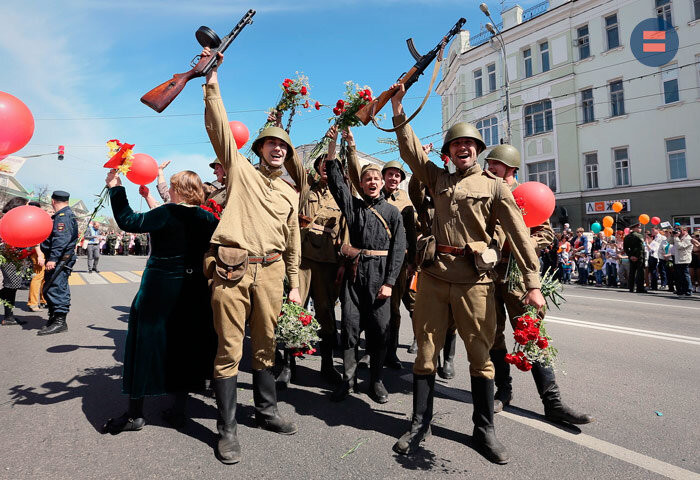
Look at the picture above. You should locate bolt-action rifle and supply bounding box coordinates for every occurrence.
[140,9,256,113]
[355,18,466,129]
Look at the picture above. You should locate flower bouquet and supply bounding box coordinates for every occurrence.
[265,74,319,132]
[199,198,223,220]
[505,306,558,370]
[309,82,375,163]
[275,299,321,357]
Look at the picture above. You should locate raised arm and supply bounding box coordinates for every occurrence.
[106,171,168,233]
[343,127,361,194]
[326,158,354,227]
[384,209,406,288]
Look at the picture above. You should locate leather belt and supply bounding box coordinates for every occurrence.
[309,224,334,234]
[436,244,468,256]
[362,249,388,257]
[248,252,282,265]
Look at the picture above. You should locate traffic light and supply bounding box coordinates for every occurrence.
[58,145,65,161]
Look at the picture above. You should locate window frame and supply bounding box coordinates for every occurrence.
[523,48,533,78]
[604,13,620,50]
[666,136,687,180]
[584,152,599,189]
[523,99,553,137]
[539,41,550,72]
[609,79,625,117]
[576,25,591,60]
[527,159,557,192]
[487,63,497,92]
[655,0,673,28]
[612,147,631,187]
[661,63,680,104]
[694,0,700,21]
[581,88,595,123]
[474,68,483,98]
[476,116,500,147]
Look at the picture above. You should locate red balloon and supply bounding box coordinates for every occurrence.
[0,205,53,248]
[651,216,661,225]
[126,153,158,185]
[511,181,556,228]
[0,92,35,156]
[229,121,250,149]
[0,154,8,161]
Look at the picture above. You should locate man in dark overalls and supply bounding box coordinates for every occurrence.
[39,191,78,336]
[326,130,406,404]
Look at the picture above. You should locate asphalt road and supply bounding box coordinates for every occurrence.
[1,255,698,480]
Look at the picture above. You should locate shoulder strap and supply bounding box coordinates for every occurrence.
[368,205,392,239]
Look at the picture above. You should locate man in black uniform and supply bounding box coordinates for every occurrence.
[39,191,78,336]
[326,137,406,404]
[624,224,646,293]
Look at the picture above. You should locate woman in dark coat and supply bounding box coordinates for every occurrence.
[103,169,218,434]
[1,197,31,326]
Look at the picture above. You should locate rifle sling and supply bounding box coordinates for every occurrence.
[367,205,392,240]
[370,49,443,133]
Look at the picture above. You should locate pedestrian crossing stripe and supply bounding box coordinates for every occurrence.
[68,271,144,285]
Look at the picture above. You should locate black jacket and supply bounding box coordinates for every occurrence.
[327,160,406,297]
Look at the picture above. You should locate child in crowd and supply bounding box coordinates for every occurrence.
[561,252,573,284]
[577,253,589,285]
[605,244,618,287]
[591,251,604,287]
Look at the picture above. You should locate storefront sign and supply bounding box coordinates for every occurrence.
[585,199,630,214]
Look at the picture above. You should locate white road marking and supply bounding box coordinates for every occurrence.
[80,272,108,285]
[115,271,142,282]
[565,293,700,311]
[403,373,700,480]
[546,316,700,346]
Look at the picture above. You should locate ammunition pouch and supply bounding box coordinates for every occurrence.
[466,240,501,274]
[415,235,436,268]
[204,245,249,284]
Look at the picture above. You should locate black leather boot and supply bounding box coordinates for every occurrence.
[407,337,418,354]
[213,376,241,464]
[320,337,342,384]
[103,397,145,434]
[37,312,67,336]
[393,374,434,454]
[331,347,359,402]
[253,369,298,434]
[38,309,55,333]
[275,349,296,390]
[532,362,593,424]
[437,332,456,380]
[471,376,509,464]
[490,349,512,413]
[368,347,388,404]
[384,323,402,370]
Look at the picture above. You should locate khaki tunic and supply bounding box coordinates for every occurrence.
[206,186,227,208]
[394,113,541,377]
[203,83,302,377]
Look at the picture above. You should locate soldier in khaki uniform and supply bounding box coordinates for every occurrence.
[348,153,416,370]
[207,158,228,207]
[487,145,592,425]
[200,50,302,465]
[389,84,545,464]
[280,147,345,387]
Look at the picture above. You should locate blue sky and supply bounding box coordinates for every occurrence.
[1,0,542,210]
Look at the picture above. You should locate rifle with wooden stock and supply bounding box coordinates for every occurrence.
[140,9,256,113]
[355,18,466,130]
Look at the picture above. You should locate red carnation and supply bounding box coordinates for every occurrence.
[332,107,341,116]
[292,350,304,357]
[536,336,549,349]
[504,353,518,365]
[283,78,293,86]
[288,89,297,96]
[516,318,530,330]
[300,86,308,96]
[526,326,540,341]
[513,330,529,345]
[517,358,533,371]
[336,99,345,108]
[303,101,309,109]
[314,101,321,110]
[305,347,317,355]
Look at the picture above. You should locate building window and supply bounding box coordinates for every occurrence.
[581,88,594,123]
[487,63,496,92]
[524,100,553,137]
[585,153,599,189]
[476,116,499,147]
[656,0,673,28]
[528,160,557,191]
[540,41,550,72]
[474,69,483,98]
[605,14,620,49]
[576,25,590,60]
[666,137,687,179]
[613,147,630,186]
[695,0,700,20]
[609,80,625,116]
[661,64,679,104]
[523,48,533,78]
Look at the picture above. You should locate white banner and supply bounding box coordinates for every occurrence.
[585,199,630,214]
[0,156,26,177]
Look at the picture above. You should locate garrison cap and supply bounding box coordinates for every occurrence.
[360,163,382,179]
[51,190,70,202]
[381,160,407,181]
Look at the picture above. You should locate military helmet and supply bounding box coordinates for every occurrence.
[440,122,486,157]
[485,144,521,169]
[313,153,339,174]
[381,160,407,181]
[251,126,294,162]
[208,158,221,169]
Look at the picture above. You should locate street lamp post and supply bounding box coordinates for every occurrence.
[480,3,512,145]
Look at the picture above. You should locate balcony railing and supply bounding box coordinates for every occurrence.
[470,1,550,48]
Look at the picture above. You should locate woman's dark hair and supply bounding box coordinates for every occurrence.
[2,197,28,214]
[28,201,41,207]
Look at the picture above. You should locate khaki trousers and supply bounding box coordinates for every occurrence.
[28,263,46,307]
[209,255,285,378]
[390,262,416,328]
[413,273,495,378]
[492,282,530,351]
[298,257,339,338]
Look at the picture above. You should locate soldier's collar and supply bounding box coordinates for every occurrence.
[456,162,481,177]
[382,188,400,200]
[258,160,284,180]
[363,195,383,207]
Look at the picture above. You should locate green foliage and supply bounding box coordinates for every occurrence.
[275,299,321,350]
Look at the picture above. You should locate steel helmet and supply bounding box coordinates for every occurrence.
[251,126,295,162]
[209,157,222,169]
[440,122,487,156]
[381,160,407,181]
[485,144,521,169]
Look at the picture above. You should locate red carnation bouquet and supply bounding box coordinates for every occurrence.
[506,306,558,371]
[199,198,223,220]
[264,74,319,132]
[309,81,375,162]
[275,299,321,356]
